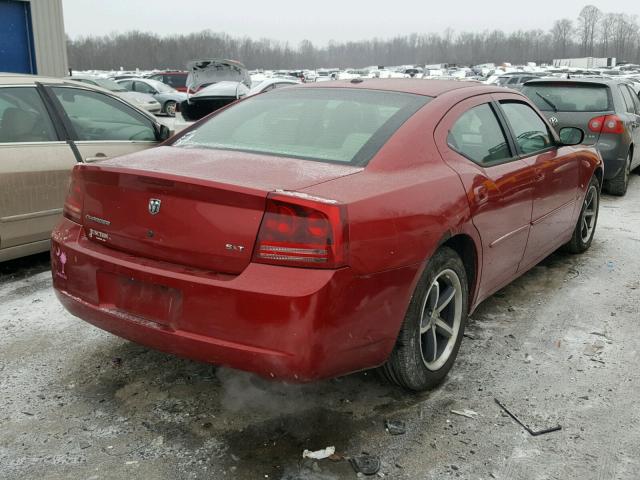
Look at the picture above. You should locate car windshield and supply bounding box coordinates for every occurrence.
[522,84,611,112]
[173,88,430,165]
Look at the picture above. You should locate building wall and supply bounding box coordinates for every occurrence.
[0,0,67,77]
[29,0,68,77]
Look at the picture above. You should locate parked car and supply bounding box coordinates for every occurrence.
[492,72,545,90]
[116,78,187,116]
[146,71,188,92]
[51,80,602,391]
[68,75,162,114]
[0,73,172,262]
[522,78,640,195]
[180,59,252,121]
[248,77,300,96]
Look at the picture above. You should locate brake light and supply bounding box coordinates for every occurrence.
[253,192,348,268]
[63,167,84,224]
[589,115,625,134]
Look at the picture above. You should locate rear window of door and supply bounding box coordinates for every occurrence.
[500,102,553,155]
[618,85,637,114]
[134,81,155,94]
[447,103,512,165]
[0,87,57,143]
[165,75,186,89]
[51,87,156,142]
[521,84,611,112]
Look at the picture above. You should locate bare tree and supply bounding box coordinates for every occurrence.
[551,19,573,57]
[577,5,601,56]
[66,5,640,71]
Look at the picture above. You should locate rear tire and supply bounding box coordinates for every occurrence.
[564,176,600,254]
[606,153,631,196]
[381,247,468,391]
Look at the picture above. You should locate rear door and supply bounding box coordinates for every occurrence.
[435,94,536,300]
[0,85,76,253]
[496,96,579,269]
[46,85,159,163]
[618,83,640,164]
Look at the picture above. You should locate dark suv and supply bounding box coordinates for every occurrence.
[522,78,640,195]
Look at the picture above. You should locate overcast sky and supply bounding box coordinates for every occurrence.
[62,0,637,45]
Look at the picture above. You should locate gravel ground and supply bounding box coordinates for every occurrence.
[1,175,639,480]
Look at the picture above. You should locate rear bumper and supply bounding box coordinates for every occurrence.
[596,138,629,180]
[51,217,417,381]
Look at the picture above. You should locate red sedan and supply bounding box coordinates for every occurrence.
[51,80,602,391]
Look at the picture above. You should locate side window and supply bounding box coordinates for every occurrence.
[447,103,512,165]
[500,102,553,155]
[0,87,57,143]
[51,87,156,142]
[134,81,155,94]
[626,85,640,113]
[507,77,520,85]
[619,85,636,114]
[118,80,133,90]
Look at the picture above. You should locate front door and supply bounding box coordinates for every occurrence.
[0,86,76,253]
[47,86,158,163]
[496,98,579,269]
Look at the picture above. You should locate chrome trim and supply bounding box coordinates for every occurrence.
[531,199,576,226]
[0,141,68,146]
[0,208,62,223]
[259,246,328,255]
[489,224,530,248]
[85,215,111,226]
[257,253,327,263]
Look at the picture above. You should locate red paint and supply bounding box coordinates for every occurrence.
[52,80,603,382]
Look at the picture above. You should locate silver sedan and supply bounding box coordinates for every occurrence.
[116,78,187,116]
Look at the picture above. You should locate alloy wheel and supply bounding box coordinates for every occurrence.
[419,269,463,371]
[580,184,599,243]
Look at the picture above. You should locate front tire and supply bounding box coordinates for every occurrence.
[164,100,177,117]
[381,247,468,391]
[606,153,631,196]
[564,176,600,254]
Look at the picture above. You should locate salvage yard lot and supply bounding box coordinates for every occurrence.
[1,177,639,480]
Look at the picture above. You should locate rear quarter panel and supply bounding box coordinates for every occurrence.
[301,94,480,277]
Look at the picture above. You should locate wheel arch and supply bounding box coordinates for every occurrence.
[438,232,480,311]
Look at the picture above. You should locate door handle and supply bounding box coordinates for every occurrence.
[84,153,108,163]
[535,169,545,182]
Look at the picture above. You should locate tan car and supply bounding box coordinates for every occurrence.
[0,73,171,262]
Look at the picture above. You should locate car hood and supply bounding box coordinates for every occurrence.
[185,59,251,92]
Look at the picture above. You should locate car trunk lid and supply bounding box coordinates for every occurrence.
[78,147,361,274]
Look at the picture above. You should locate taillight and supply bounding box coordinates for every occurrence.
[63,167,84,224]
[589,115,625,134]
[252,192,348,269]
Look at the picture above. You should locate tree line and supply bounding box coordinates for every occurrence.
[67,5,640,71]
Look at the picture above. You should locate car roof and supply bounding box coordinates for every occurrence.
[524,77,631,87]
[299,79,504,97]
[0,72,69,85]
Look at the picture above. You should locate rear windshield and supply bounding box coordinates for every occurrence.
[173,88,430,165]
[522,84,611,112]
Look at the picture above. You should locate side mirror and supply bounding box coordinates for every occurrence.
[558,127,584,146]
[157,124,173,141]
